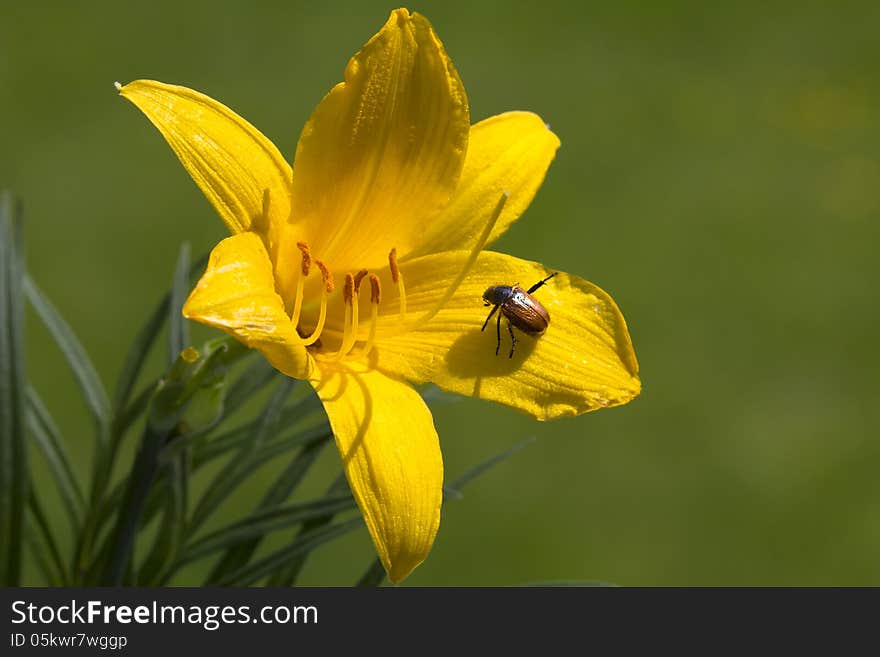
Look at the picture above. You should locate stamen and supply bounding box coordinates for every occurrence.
[389,248,407,321]
[353,269,369,292]
[296,242,312,276]
[289,242,311,329]
[361,274,381,356]
[302,259,333,346]
[329,274,356,359]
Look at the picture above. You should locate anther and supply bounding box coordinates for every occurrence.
[369,274,381,305]
[315,260,334,293]
[290,242,312,329]
[353,269,369,293]
[302,259,334,346]
[343,273,355,304]
[361,274,382,356]
[388,247,407,321]
[331,273,358,359]
[296,242,311,276]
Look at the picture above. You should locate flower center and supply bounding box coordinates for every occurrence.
[287,243,403,361]
[287,191,509,362]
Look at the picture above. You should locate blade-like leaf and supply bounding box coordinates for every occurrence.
[26,386,84,530]
[355,558,386,587]
[27,490,68,585]
[267,472,350,586]
[182,495,355,566]
[100,418,168,585]
[206,437,328,582]
[214,517,363,587]
[0,193,27,585]
[168,242,191,364]
[112,251,208,418]
[24,276,111,438]
[188,378,296,535]
[222,355,280,414]
[446,436,537,497]
[137,455,187,585]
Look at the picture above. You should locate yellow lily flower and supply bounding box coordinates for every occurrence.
[117,8,640,583]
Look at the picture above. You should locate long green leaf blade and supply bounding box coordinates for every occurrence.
[267,472,350,586]
[215,518,363,587]
[112,251,208,417]
[188,378,295,535]
[26,386,84,529]
[355,558,386,587]
[24,276,111,436]
[207,437,328,581]
[446,436,537,496]
[0,193,27,585]
[28,490,68,585]
[183,495,355,566]
[168,242,191,364]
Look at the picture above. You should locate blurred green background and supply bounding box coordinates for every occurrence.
[2,1,879,585]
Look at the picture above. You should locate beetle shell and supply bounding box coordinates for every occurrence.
[483,285,550,335]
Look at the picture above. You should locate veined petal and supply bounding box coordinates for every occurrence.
[369,251,640,420]
[311,362,442,583]
[288,8,469,273]
[408,112,561,258]
[118,79,292,249]
[183,232,311,379]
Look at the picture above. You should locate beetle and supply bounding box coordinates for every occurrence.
[481,272,557,358]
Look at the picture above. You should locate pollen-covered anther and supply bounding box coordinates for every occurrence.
[302,258,334,346]
[353,268,369,293]
[315,259,334,293]
[290,241,312,329]
[361,274,382,356]
[388,247,407,321]
[296,241,311,276]
[369,274,381,304]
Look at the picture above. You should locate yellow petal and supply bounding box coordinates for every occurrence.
[408,112,561,258]
[118,79,291,250]
[369,251,640,420]
[183,232,311,379]
[311,362,442,583]
[287,9,469,273]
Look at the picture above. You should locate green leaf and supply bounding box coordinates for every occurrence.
[206,437,329,582]
[101,342,231,584]
[167,392,321,464]
[214,517,363,587]
[222,355,280,414]
[111,251,208,419]
[445,436,537,498]
[25,386,84,531]
[355,558,386,587]
[24,275,111,439]
[27,491,68,585]
[0,193,27,585]
[137,455,187,585]
[182,495,355,567]
[267,472,350,586]
[188,378,296,535]
[168,242,191,364]
[101,419,168,585]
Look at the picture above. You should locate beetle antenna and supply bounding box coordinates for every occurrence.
[526,272,558,294]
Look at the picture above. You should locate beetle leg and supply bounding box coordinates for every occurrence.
[526,271,558,294]
[507,321,517,358]
[495,311,502,356]
[481,304,499,332]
